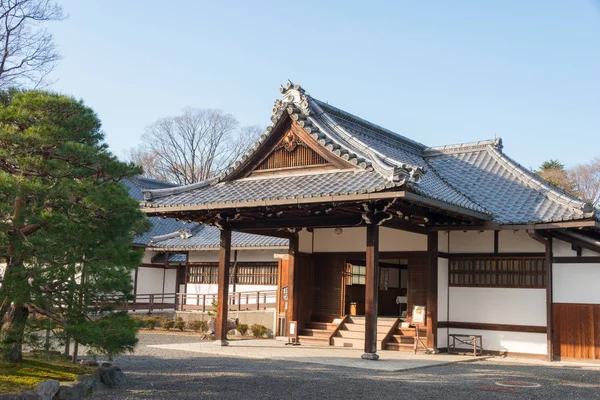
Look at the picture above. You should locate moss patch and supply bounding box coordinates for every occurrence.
[0,352,95,394]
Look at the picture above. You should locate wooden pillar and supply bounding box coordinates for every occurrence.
[545,234,553,361]
[215,228,232,345]
[426,231,439,351]
[362,222,379,360]
[287,234,299,327]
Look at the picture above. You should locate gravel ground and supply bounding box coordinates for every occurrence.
[90,333,600,400]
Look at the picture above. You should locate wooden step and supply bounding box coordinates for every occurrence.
[336,330,388,340]
[305,322,338,330]
[389,335,415,344]
[299,328,331,337]
[298,335,330,345]
[384,342,415,351]
[331,337,363,348]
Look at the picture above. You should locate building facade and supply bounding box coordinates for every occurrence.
[139,82,600,361]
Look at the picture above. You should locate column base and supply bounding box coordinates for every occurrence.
[361,352,379,360]
[213,340,229,347]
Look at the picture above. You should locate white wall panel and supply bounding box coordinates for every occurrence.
[313,227,365,253]
[136,267,164,294]
[447,329,547,355]
[438,258,449,322]
[449,287,546,326]
[554,264,600,304]
[498,231,544,253]
[141,251,158,264]
[313,227,427,253]
[379,228,427,251]
[553,239,576,257]
[298,229,313,254]
[438,232,450,252]
[448,231,494,253]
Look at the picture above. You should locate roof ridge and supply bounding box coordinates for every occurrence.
[424,138,503,156]
[132,176,180,188]
[485,146,595,215]
[414,157,493,215]
[311,98,426,153]
[143,178,217,201]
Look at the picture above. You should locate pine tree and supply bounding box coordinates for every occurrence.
[0,90,149,362]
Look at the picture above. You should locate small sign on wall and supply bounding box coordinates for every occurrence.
[412,305,426,325]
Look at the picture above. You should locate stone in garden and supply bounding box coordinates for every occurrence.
[34,379,60,400]
[80,360,99,367]
[100,362,112,367]
[206,317,237,334]
[97,365,126,388]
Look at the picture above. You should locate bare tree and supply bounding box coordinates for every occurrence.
[569,158,600,208]
[129,108,262,185]
[0,0,64,88]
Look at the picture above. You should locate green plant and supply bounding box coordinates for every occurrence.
[250,324,267,338]
[188,320,208,332]
[144,316,159,330]
[174,318,185,331]
[163,320,175,331]
[236,323,248,336]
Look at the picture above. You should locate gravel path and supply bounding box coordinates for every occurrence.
[90,333,600,400]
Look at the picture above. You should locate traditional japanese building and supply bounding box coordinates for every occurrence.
[125,177,287,310]
[139,82,600,361]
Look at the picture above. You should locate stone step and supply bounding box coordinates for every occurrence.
[332,336,386,351]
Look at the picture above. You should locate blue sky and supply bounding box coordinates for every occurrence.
[48,1,600,170]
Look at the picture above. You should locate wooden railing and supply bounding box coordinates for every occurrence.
[112,290,278,313]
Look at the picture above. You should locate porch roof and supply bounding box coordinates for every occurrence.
[124,177,288,250]
[140,82,596,226]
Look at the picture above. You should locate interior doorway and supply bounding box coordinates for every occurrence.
[343,259,408,317]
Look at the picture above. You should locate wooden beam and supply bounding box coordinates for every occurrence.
[215,228,232,345]
[362,222,380,360]
[230,215,364,230]
[382,220,428,235]
[552,231,600,255]
[236,229,295,240]
[494,230,499,254]
[553,256,600,263]
[287,234,299,329]
[438,321,546,334]
[426,232,438,351]
[545,233,553,362]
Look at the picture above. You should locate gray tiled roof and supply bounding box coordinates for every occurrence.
[140,82,596,225]
[148,225,288,250]
[124,177,286,249]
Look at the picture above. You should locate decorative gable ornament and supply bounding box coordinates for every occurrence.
[283,131,298,152]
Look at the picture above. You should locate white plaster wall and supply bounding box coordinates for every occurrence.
[379,228,427,251]
[448,287,546,326]
[312,227,426,253]
[437,328,448,348]
[165,269,177,293]
[582,248,600,257]
[554,264,600,304]
[298,229,313,254]
[438,232,449,253]
[438,258,449,322]
[447,329,547,355]
[448,231,494,253]
[498,231,545,253]
[553,238,575,257]
[313,227,365,253]
[141,251,158,264]
[136,267,164,294]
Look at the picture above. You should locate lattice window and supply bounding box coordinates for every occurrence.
[449,257,546,288]
[187,262,278,285]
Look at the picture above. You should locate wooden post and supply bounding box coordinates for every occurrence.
[545,234,553,361]
[287,234,299,326]
[362,222,380,360]
[215,228,232,345]
[426,231,439,351]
